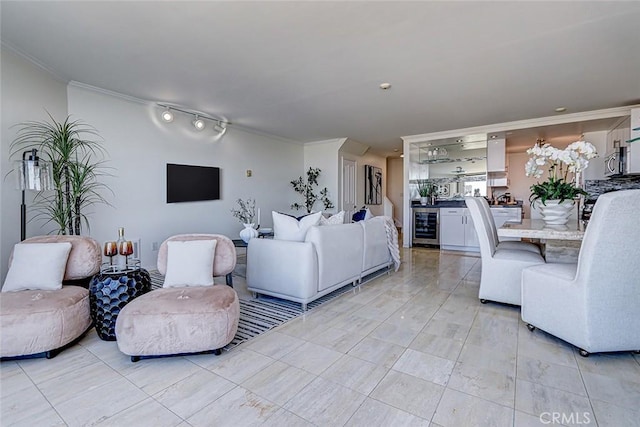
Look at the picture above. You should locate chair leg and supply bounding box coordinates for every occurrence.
[526,323,536,332]
[225,273,233,287]
[131,356,141,362]
[213,348,222,356]
[578,349,590,358]
[480,299,488,304]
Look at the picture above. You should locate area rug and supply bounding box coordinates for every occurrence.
[147,269,380,350]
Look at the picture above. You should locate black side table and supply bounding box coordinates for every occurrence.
[89,264,151,341]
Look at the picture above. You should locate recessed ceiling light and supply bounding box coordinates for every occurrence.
[400,154,404,158]
[379,82,392,90]
[555,107,567,112]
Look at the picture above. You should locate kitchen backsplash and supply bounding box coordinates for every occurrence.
[585,176,640,200]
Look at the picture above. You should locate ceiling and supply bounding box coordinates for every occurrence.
[2,1,639,157]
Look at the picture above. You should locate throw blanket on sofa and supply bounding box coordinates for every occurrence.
[382,216,401,271]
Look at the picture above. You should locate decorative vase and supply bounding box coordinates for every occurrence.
[420,197,428,205]
[537,199,575,225]
[239,223,259,243]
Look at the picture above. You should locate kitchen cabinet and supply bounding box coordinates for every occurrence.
[606,117,631,153]
[440,208,479,251]
[487,137,506,172]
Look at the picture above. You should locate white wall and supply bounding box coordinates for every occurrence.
[64,84,303,269]
[1,47,69,280]
[339,149,387,217]
[386,157,403,226]
[302,139,343,213]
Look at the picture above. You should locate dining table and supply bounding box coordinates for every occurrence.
[498,219,586,263]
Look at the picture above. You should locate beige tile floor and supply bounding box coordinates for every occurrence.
[2,247,640,427]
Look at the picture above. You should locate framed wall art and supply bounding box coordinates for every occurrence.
[364,165,382,205]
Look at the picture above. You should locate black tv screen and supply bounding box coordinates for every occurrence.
[166,163,220,203]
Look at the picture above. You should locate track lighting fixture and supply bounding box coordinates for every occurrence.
[213,121,226,134]
[192,115,205,131]
[157,103,229,136]
[161,108,174,123]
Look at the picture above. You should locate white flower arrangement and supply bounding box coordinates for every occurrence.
[525,140,597,179]
[525,140,597,205]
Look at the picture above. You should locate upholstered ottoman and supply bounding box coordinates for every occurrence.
[115,285,239,361]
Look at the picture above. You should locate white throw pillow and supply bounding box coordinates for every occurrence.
[319,211,345,226]
[2,242,72,292]
[273,211,322,241]
[163,239,217,288]
[364,208,373,220]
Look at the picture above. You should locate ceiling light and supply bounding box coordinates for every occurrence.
[161,108,174,123]
[379,82,392,90]
[213,121,226,134]
[193,115,205,131]
[555,107,567,112]
[400,154,404,158]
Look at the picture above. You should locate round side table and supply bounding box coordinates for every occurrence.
[89,263,151,341]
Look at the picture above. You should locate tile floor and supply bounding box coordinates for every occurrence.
[2,248,640,427]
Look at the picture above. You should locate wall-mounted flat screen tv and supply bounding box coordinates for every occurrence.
[166,163,220,203]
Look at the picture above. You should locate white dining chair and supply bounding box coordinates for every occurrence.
[477,197,541,254]
[521,189,640,356]
[465,197,546,306]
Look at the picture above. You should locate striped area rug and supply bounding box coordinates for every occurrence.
[147,270,374,349]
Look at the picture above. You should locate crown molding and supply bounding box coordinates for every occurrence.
[1,41,68,84]
[401,105,639,144]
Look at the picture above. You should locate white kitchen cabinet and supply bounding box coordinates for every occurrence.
[487,138,506,172]
[440,208,479,251]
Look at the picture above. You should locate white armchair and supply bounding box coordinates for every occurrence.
[521,189,640,356]
[465,197,545,306]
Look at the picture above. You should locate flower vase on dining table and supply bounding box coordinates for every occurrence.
[239,223,259,243]
[536,199,575,226]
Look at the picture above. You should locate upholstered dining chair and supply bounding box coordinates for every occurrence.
[0,235,102,359]
[477,197,541,254]
[465,197,545,306]
[521,189,640,357]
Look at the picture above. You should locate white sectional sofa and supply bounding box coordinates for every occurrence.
[246,217,393,309]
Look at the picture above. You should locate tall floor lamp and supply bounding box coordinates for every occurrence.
[17,149,52,241]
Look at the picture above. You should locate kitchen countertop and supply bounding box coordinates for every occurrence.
[411,200,523,208]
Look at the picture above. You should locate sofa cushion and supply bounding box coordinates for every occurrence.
[2,242,72,292]
[319,211,345,226]
[273,211,322,241]
[163,240,217,287]
[0,286,91,357]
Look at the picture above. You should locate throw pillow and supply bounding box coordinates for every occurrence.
[319,211,345,226]
[163,239,217,288]
[2,242,72,292]
[272,211,322,241]
[352,208,373,222]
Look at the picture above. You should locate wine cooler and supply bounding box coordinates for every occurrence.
[413,208,439,245]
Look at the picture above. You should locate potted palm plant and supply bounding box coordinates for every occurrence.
[10,113,111,235]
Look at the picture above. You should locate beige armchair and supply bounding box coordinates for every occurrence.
[465,197,545,306]
[0,235,101,359]
[521,190,640,356]
[115,234,239,362]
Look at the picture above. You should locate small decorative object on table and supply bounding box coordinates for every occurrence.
[231,198,259,243]
[103,241,117,265]
[525,139,597,226]
[89,260,151,341]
